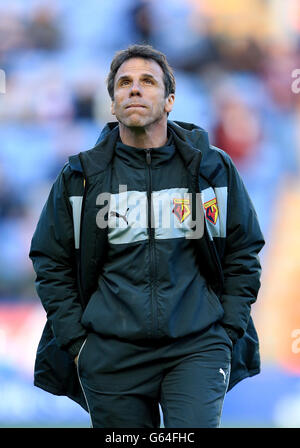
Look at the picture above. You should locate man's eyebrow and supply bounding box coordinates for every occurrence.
[116,73,158,82]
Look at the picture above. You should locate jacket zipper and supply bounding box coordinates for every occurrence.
[145,148,158,337]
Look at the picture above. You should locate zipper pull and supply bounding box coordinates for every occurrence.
[145,149,151,165]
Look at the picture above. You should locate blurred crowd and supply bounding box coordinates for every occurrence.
[0,0,300,300]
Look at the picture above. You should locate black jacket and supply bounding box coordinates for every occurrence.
[29,120,265,411]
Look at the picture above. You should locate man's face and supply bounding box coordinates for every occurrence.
[111,57,174,128]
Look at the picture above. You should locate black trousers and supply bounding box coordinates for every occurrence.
[76,322,232,428]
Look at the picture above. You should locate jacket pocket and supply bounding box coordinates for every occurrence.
[219,322,234,352]
[81,292,100,329]
[206,284,225,318]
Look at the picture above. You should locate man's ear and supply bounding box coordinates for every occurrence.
[164,94,175,114]
[111,101,115,116]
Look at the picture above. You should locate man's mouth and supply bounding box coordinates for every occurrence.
[126,104,146,109]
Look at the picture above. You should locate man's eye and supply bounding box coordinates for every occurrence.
[144,79,153,84]
[120,80,130,86]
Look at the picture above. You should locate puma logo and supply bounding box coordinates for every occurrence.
[110,208,129,224]
[219,368,227,383]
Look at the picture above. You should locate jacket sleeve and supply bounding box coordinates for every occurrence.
[220,155,265,342]
[29,165,87,357]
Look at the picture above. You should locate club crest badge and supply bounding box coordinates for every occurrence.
[203,197,218,225]
[172,198,191,223]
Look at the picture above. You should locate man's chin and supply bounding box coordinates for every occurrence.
[117,112,165,130]
[119,117,148,129]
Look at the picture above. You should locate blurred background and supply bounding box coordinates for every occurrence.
[1,0,300,428]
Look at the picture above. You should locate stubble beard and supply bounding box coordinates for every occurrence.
[117,102,166,131]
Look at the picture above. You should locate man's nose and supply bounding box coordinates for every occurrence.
[129,81,142,96]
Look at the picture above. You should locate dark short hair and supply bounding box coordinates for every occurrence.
[107,44,176,100]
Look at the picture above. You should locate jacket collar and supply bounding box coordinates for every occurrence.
[68,120,220,185]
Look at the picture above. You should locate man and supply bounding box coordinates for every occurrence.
[29,44,265,428]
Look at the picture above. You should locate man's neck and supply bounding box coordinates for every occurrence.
[118,120,168,148]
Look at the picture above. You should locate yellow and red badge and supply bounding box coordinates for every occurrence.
[203,197,218,225]
[172,198,191,223]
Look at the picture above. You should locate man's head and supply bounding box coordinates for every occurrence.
[107,44,176,129]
